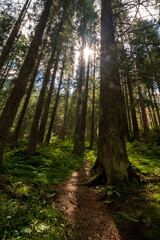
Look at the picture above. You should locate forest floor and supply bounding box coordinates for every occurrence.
[56,162,122,240]
[0,138,160,239]
[56,162,147,240]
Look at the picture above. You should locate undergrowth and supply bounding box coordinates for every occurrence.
[85,139,160,240]
[0,139,83,240]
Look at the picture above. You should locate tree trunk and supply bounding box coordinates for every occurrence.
[96,0,131,185]
[124,80,132,135]
[122,84,130,140]
[130,43,150,142]
[61,78,70,141]
[0,0,53,173]
[147,89,158,128]
[27,43,57,155]
[10,51,43,148]
[138,106,143,128]
[38,50,60,144]
[73,50,85,155]
[81,59,90,151]
[138,84,150,141]
[89,62,96,149]
[151,88,160,125]
[45,58,65,145]
[126,74,140,140]
[0,59,14,91]
[0,0,31,71]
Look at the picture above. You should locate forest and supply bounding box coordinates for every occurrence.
[0,0,160,239]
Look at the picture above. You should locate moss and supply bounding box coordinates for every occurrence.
[0,139,83,239]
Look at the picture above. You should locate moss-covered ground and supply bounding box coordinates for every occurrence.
[85,139,160,240]
[0,136,160,239]
[0,139,84,240]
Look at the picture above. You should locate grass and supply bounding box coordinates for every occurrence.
[1,137,160,239]
[85,139,160,240]
[126,140,160,240]
[0,138,84,240]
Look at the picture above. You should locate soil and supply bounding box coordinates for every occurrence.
[56,163,146,240]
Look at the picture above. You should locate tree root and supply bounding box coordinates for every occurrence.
[87,169,107,186]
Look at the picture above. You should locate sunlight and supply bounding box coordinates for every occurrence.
[84,47,93,61]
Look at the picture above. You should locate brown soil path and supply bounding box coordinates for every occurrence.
[56,163,122,240]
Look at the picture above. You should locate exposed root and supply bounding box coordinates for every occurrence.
[127,165,141,184]
[87,169,107,186]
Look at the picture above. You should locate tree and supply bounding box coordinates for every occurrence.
[0,0,53,174]
[95,0,132,185]
[0,0,31,71]
[45,54,66,145]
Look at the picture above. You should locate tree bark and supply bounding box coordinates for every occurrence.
[27,43,57,155]
[10,51,43,148]
[37,50,60,144]
[147,89,158,128]
[138,84,150,141]
[122,83,130,140]
[130,43,150,142]
[124,80,132,135]
[61,78,70,141]
[0,0,32,71]
[0,0,53,173]
[151,88,160,125]
[45,58,65,145]
[73,50,85,155]
[126,73,140,140]
[0,59,14,91]
[80,58,90,152]
[96,0,131,185]
[89,61,96,149]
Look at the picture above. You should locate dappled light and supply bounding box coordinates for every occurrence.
[0,0,160,239]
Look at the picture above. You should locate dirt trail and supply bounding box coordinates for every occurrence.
[56,163,122,240]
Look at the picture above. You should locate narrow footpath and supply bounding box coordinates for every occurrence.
[56,163,121,240]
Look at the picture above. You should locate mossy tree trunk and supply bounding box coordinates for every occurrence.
[95,0,131,185]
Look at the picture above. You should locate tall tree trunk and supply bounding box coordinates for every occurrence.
[37,50,60,144]
[73,50,85,155]
[10,51,43,148]
[96,0,131,185]
[0,0,53,173]
[138,84,150,141]
[138,106,143,128]
[130,43,150,142]
[126,74,140,140]
[0,0,32,71]
[89,60,96,149]
[27,43,57,155]
[147,88,158,128]
[61,78,70,141]
[124,80,132,135]
[0,59,14,91]
[80,58,90,152]
[45,59,65,145]
[121,82,130,139]
[151,88,160,125]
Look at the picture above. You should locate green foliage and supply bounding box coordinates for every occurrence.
[85,149,96,168]
[126,141,160,238]
[118,211,139,223]
[0,141,83,239]
[127,141,160,175]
